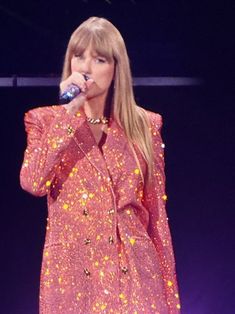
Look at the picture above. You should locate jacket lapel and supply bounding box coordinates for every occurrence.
[72,115,111,179]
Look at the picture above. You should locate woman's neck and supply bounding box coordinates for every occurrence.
[84,99,106,118]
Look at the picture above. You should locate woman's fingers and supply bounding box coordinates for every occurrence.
[60,72,88,94]
[60,73,94,115]
[63,92,87,115]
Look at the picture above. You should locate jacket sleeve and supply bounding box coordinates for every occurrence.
[144,113,181,313]
[20,106,80,197]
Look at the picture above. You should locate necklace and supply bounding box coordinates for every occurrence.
[86,116,109,125]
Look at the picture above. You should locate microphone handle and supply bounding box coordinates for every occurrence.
[59,74,89,104]
[59,84,81,104]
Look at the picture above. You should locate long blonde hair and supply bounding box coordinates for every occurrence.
[61,17,153,180]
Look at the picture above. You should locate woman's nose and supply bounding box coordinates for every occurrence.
[80,58,92,74]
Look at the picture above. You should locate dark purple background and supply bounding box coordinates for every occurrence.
[0,1,234,313]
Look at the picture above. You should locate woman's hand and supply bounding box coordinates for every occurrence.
[60,72,94,115]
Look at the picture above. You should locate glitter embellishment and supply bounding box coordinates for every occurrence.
[45,180,51,187]
[63,203,69,210]
[20,106,180,313]
[167,280,173,287]
[129,238,136,246]
[134,168,140,175]
[119,293,125,299]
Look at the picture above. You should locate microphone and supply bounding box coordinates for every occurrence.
[59,74,89,104]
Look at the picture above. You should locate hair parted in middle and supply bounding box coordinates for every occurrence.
[61,16,154,181]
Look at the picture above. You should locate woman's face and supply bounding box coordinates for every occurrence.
[71,44,115,103]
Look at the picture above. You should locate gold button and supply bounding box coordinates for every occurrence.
[84,268,90,277]
[121,266,128,274]
[67,126,74,135]
[108,208,115,214]
[83,208,89,216]
[108,236,114,244]
[84,238,91,245]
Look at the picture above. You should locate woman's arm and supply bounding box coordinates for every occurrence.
[144,112,181,313]
[20,106,79,197]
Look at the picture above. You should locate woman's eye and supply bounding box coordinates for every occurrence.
[96,57,106,63]
[74,54,83,59]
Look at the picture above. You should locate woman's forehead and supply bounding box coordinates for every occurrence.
[73,41,113,60]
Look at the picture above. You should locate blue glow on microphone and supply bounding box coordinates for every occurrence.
[59,75,89,104]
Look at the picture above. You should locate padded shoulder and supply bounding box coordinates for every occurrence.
[146,110,163,132]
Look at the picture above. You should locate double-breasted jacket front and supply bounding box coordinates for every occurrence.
[20,105,180,313]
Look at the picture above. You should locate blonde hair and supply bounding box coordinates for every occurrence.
[61,17,153,180]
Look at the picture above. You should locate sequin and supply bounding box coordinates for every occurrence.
[45,180,51,187]
[134,168,140,175]
[100,270,105,277]
[20,106,180,313]
[63,203,69,210]
[76,292,82,300]
[129,238,136,246]
[101,304,107,310]
[168,280,173,287]
[162,194,168,201]
[119,293,125,299]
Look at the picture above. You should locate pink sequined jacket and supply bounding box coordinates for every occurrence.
[20,105,180,314]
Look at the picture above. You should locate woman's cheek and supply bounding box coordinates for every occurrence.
[70,59,79,73]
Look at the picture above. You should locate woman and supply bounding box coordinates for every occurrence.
[20,17,180,314]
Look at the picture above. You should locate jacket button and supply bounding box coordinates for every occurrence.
[67,125,74,136]
[108,208,115,214]
[121,266,128,274]
[83,208,89,216]
[84,268,91,277]
[108,236,114,244]
[84,238,91,245]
